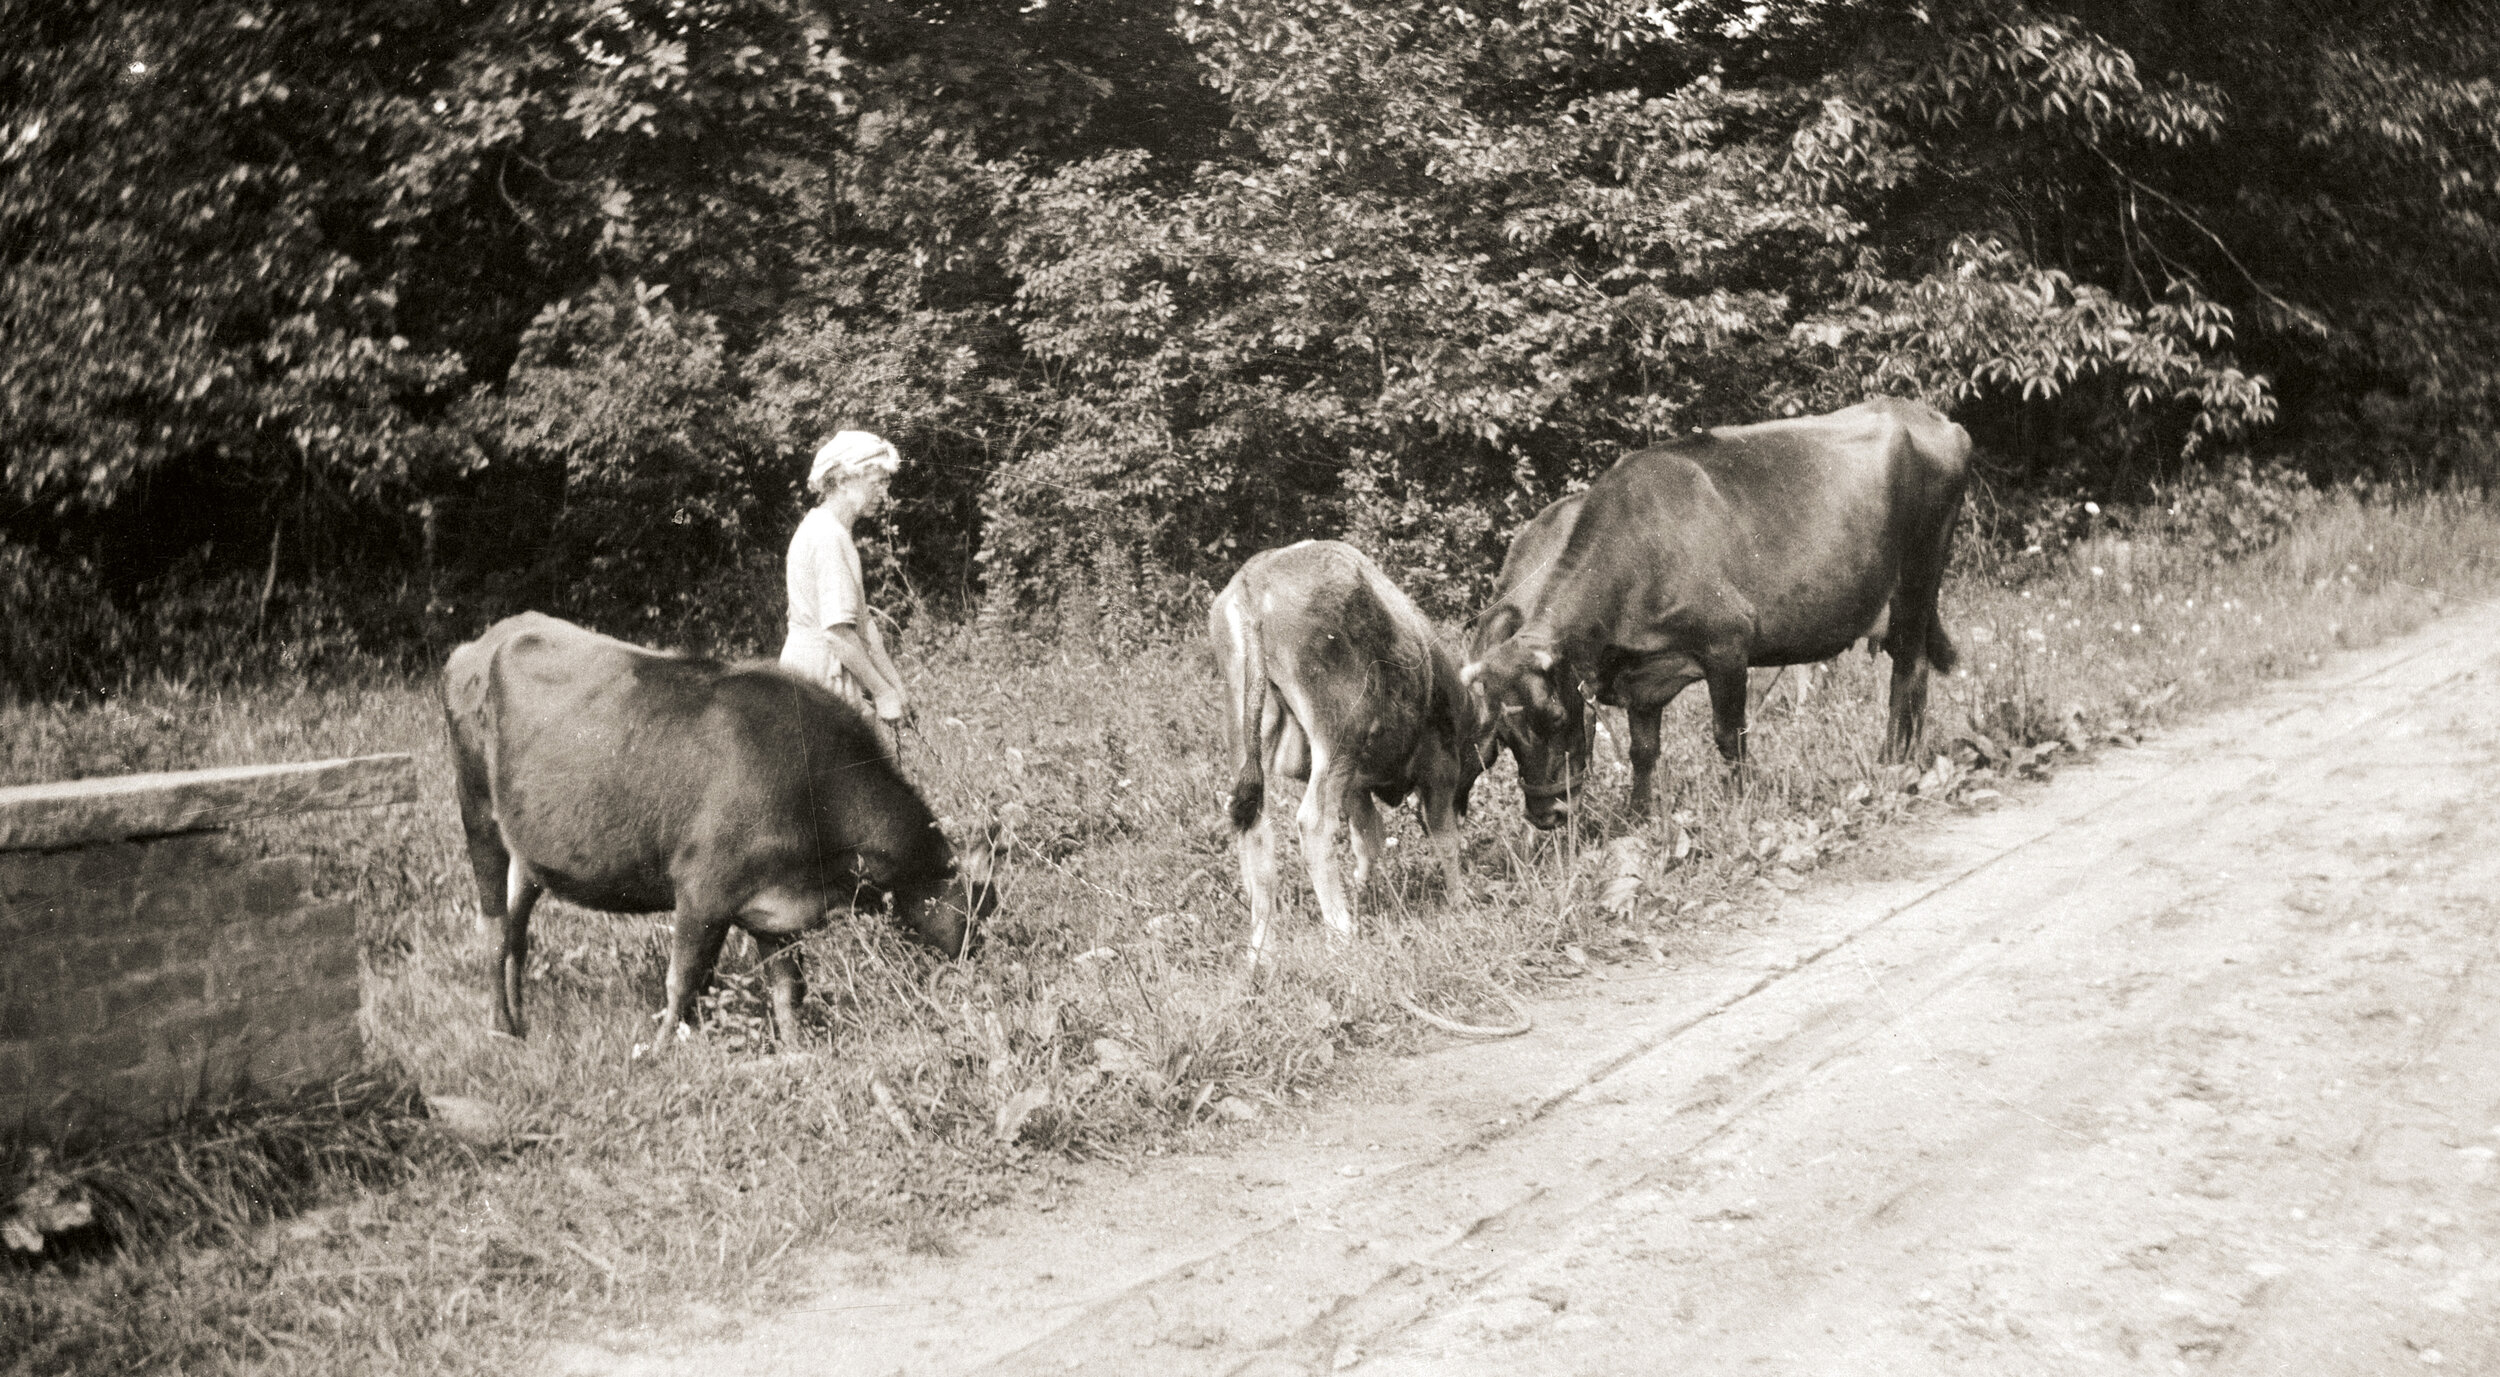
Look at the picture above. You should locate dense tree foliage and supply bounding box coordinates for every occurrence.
[2,0,2493,659]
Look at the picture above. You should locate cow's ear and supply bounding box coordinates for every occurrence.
[1478,604,1523,649]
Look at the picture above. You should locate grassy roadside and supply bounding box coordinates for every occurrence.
[5,487,2498,1375]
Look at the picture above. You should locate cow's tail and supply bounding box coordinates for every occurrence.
[1924,617,1959,675]
[1222,596,1268,833]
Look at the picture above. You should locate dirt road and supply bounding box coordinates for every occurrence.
[548,596,2500,1377]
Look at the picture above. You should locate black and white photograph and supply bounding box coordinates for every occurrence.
[4,1,2496,1372]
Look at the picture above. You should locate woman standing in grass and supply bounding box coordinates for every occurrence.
[780,431,910,737]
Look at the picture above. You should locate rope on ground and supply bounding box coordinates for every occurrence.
[1394,986,1533,1039]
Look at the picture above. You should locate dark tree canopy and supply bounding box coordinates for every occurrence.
[2,0,2492,651]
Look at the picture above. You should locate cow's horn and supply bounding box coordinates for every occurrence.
[1531,649,1554,672]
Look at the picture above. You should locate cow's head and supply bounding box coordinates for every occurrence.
[1460,630,1593,830]
[878,822,1000,960]
[1420,647,1490,825]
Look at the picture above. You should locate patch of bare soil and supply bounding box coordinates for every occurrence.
[546,600,2500,1377]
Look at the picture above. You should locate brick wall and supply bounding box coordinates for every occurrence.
[0,756,414,1138]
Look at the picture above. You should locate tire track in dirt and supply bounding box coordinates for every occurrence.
[1326,632,2500,1374]
[543,598,2500,1377]
[1246,633,2500,1374]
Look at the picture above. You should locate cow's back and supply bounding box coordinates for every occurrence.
[695,666,953,909]
[1563,400,1965,663]
[1239,542,1462,780]
[444,612,654,770]
[453,616,709,910]
[1692,398,1967,543]
[1470,492,1582,659]
[1245,544,1432,710]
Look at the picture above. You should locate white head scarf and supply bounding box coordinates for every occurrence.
[809,431,901,494]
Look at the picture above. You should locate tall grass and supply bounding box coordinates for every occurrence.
[4,487,2498,1375]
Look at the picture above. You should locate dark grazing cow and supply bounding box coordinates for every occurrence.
[1466,492,1599,832]
[1211,541,1482,964]
[443,613,993,1049]
[1463,397,1970,826]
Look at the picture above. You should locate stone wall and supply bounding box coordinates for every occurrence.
[0,755,416,1138]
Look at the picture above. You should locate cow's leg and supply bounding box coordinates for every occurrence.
[1883,517,1957,762]
[1884,642,1933,762]
[496,857,542,1038]
[1881,597,1947,762]
[459,807,509,939]
[651,911,732,1052]
[752,930,807,1045]
[1703,657,1751,764]
[1240,694,1295,970]
[1346,790,1386,897]
[446,726,506,937]
[1625,701,1665,821]
[730,885,819,1044]
[1418,776,1467,903]
[1298,750,1358,944]
[1239,808,1282,968]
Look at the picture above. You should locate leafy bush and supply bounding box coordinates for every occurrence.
[0,539,417,705]
[0,540,129,702]
[2137,458,2324,563]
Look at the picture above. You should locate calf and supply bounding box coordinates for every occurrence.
[1211,542,1482,964]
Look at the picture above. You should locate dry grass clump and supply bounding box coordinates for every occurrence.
[2,486,2497,1374]
[1,1074,430,1374]
[29,1075,426,1257]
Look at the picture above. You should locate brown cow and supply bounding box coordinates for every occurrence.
[1211,541,1482,964]
[443,613,993,1049]
[1464,398,1970,825]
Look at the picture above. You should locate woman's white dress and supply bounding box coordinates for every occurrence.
[778,506,866,702]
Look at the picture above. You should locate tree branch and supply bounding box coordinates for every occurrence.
[2117,184,2154,305]
[2090,146,2330,336]
[496,155,546,243]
